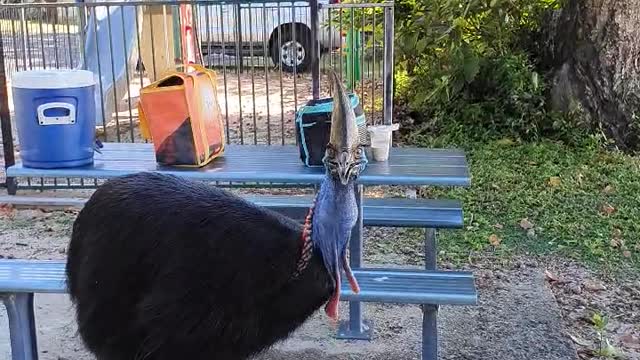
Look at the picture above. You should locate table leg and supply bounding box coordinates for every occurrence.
[337,184,372,340]
[422,228,438,359]
[2,293,39,360]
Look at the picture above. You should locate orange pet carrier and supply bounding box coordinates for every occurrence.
[138,64,225,167]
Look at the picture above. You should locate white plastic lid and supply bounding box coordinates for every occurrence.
[367,123,400,134]
[12,69,96,89]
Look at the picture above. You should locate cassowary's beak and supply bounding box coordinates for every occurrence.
[323,71,366,185]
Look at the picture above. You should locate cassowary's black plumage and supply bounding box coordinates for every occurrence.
[66,172,334,360]
[66,71,366,360]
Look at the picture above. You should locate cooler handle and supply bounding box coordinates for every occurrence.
[37,102,76,126]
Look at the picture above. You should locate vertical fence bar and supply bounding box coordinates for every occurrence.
[120,5,135,141]
[65,7,73,68]
[310,0,319,100]
[0,31,17,194]
[235,1,242,72]
[277,3,284,145]
[219,3,230,144]
[261,2,271,144]
[92,5,108,140]
[23,8,32,70]
[147,7,157,81]
[234,1,243,144]
[37,9,45,69]
[291,3,298,117]
[79,4,87,70]
[10,11,21,72]
[52,9,60,68]
[383,4,393,125]
[370,10,376,123]
[106,6,122,142]
[247,3,256,144]
[338,6,343,79]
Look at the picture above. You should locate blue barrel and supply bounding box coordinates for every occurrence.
[12,69,97,169]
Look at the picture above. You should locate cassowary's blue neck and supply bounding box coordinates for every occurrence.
[310,174,359,319]
[311,176,358,265]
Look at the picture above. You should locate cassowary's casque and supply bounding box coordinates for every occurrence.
[65,71,367,360]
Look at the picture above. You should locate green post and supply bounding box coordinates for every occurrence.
[344,29,361,91]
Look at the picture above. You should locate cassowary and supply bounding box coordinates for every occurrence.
[65,71,368,360]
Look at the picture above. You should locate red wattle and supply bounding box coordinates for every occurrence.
[342,254,360,293]
[324,271,341,321]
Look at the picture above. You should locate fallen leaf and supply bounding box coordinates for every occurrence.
[544,270,559,282]
[489,234,501,247]
[600,203,616,216]
[519,218,534,230]
[622,250,632,258]
[548,176,561,187]
[610,238,621,248]
[494,223,504,230]
[583,280,606,292]
[0,204,14,217]
[569,333,591,347]
[620,334,640,349]
[603,185,615,194]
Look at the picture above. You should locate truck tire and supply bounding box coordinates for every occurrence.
[270,25,312,73]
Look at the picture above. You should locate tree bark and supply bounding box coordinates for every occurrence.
[546,0,640,151]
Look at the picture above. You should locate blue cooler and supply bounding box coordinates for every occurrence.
[12,69,97,168]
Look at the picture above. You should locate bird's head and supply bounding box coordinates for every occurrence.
[323,71,367,185]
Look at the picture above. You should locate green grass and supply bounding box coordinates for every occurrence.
[411,138,640,273]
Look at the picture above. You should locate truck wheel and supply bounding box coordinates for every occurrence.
[270,25,312,73]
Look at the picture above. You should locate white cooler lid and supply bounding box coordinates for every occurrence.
[12,69,96,89]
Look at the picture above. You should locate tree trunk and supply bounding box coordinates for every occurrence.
[546,0,640,151]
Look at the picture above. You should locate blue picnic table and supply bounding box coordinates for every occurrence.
[3,142,474,360]
[7,142,471,186]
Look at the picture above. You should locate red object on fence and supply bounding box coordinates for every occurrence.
[179,4,197,64]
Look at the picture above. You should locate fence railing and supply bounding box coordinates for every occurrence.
[0,0,394,192]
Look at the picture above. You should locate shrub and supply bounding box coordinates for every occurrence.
[336,0,587,144]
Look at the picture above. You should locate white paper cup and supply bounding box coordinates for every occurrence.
[367,123,399,162]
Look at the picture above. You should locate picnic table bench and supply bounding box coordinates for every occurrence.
[2,142,477,360]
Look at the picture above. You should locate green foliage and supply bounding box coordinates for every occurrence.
[409,138,640,273]
[336,0,583,142]
[591,312,620,358]
[394,0,573,142]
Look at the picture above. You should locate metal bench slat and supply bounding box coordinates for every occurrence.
[344,268,477,305]
[247,196,464,228]
[0,260,66,293]
[0,195,464,229]
[0,261,477,306]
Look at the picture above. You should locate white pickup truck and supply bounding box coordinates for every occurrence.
[197,0,344,73]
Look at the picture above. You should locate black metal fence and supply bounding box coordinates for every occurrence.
[0,0,394,192]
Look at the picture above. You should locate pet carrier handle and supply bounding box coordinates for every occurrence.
[175,63,208,73]
[37,102,76,126]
